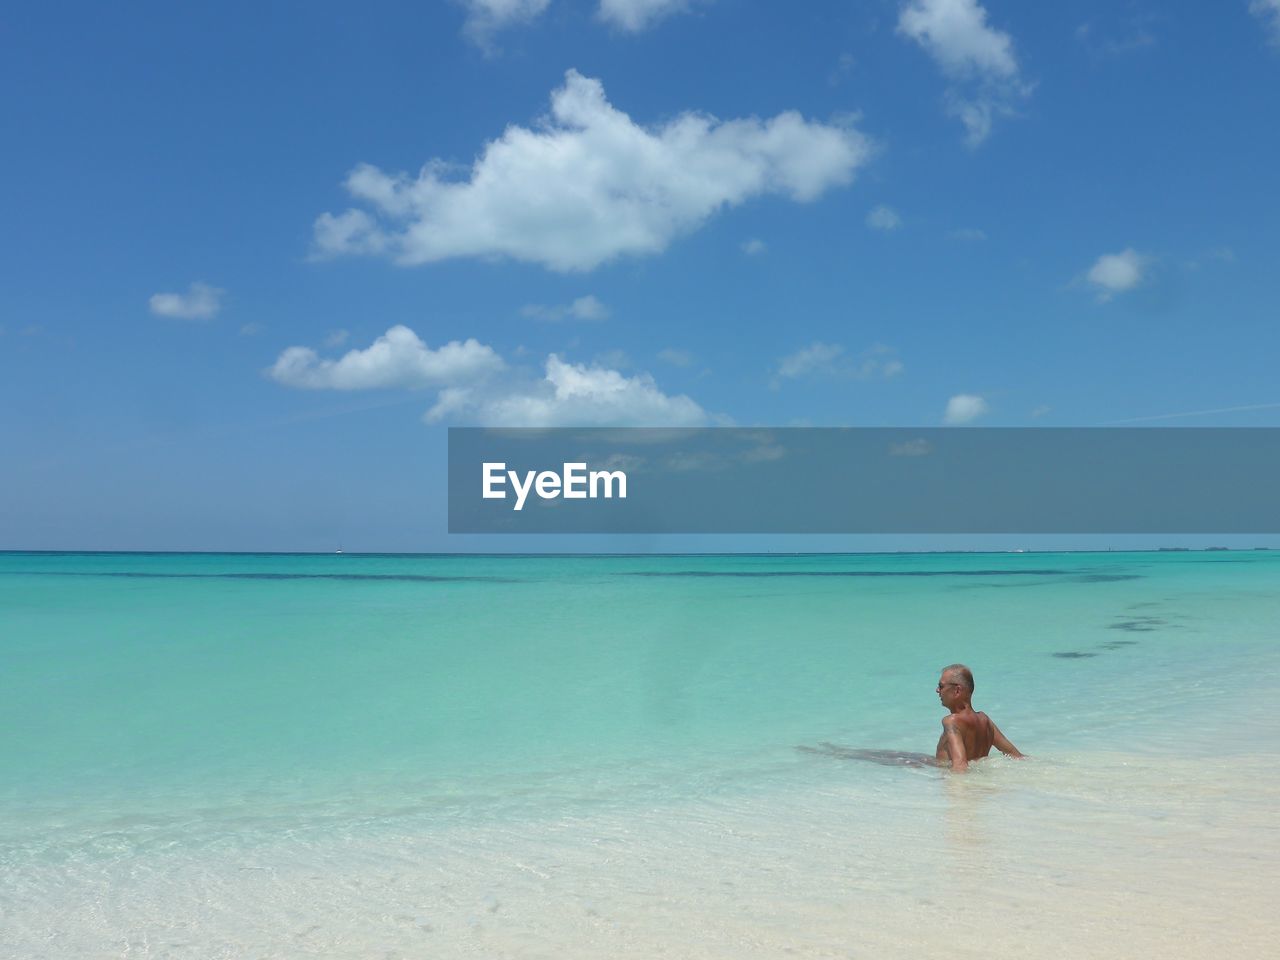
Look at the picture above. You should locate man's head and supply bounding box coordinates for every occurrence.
[937,663,974,708]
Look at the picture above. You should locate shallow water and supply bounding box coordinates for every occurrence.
[2,551,1278,957]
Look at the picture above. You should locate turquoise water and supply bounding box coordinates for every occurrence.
[3,551,1279,957]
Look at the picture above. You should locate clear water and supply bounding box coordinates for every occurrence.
[2,551,1278,958]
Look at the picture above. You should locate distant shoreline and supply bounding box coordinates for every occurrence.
[0,547,1274,558]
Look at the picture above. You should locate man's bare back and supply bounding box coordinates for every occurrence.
[935,709,997,763]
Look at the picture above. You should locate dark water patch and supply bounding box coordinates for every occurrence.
[624,569,1068,579]
[798,743,939,769]
[1099,640,1140,649]
[950,578,1074,589]
[1072,574,1144,583]
[0,571,521,584]
[1051,651,1099,659]
[1109,619,1163,632]
[1127,601,1163,609]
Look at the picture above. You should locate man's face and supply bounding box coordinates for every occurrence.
[937,673,965,706]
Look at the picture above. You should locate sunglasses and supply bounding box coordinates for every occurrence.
[936,682,962,691]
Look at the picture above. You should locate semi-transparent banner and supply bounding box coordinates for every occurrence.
[448,428,1280,534]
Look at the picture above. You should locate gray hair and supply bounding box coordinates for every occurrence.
[942,663,974,692]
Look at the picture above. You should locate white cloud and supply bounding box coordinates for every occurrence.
[324,329,350,348]
[897,0,1029,145]
[1086,248,1146,301]
[1251,0,1280,45]
[899,0,1017,77]
[658,347,694,367]
[460,0,550,48]
[149,282,224,321]
[598,0,694,32]
[741,238,767,256]
[571,295,610,320]
[426,354,709,426]
[521,294,611,322]
[239,323,264,337]
[866,204,902,230]
[313,70,871,272]
[773,342,903,387]
[269,325,707,427]
[268,325,504,390]
[944,393,988,424]
[312,209,389,257]
[777,342,845,380]
[943,92,1000,145]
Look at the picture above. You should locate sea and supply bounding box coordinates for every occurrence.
[2,550,1278,958]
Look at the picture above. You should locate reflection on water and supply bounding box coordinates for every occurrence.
[940,768,999,859]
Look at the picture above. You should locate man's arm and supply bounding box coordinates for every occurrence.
[941,718,968,772]
[990,720,1024,758]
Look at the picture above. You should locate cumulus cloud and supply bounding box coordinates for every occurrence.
[1252,0,1280,45]
[269,325,707,426]
[312,209,389,257]
[268,325,504,390]
[897,0,1030,145]
[772,342,903,388]
[598,0,694,32]
[149,282,224,321]
[313,70,871,272]
[1086,248,1146,301]
[944,393,988,424]
[521,294,611,321]
[460,0,550,48]
[866,204,902,230]
[899,0,1017,76]
[741,238,767,256]
[425,354,709,426]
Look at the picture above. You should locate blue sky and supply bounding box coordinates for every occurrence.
[3,0,1279,551]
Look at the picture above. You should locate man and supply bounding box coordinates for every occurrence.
[935,663,1023,772]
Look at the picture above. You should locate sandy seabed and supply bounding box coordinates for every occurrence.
[5,751,1278,959]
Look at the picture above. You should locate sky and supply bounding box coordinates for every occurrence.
[2,0,1279,551]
